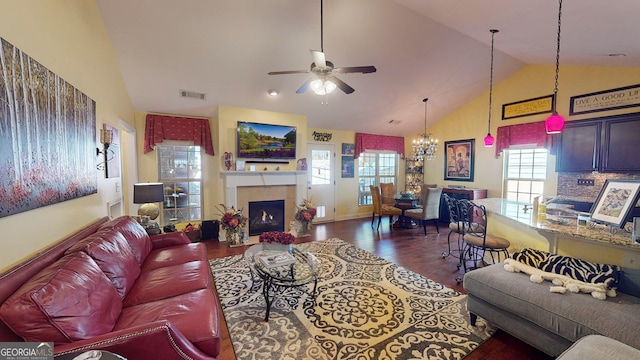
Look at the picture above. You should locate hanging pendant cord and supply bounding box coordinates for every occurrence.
[488,30,498,134]
[320,0,324,53]
[423,98,428,134]
[553,0,563,101]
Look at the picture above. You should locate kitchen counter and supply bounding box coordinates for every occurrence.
[473,198,640,253]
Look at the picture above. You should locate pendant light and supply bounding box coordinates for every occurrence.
[545,0,565,134]
[411,98,438,161]
[484,29,499,147]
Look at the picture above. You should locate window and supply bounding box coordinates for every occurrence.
[358,152,398,205]
[311,148,331,185]
[504,148,548,204]
[158,145,202,223]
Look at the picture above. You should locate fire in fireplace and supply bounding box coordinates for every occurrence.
[248,200,285,236]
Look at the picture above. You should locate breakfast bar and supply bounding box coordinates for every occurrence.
[472,198,640,268]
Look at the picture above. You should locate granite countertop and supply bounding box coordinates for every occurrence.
[473,198,640,250]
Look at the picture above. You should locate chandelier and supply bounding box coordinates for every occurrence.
[411,98,438,161]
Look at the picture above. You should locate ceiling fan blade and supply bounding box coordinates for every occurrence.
[268,70,310,75]
[296,78,313,94]
[328,75,354,94]
[311,50,326,68]
[333,65,377,74]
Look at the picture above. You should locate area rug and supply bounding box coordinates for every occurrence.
[209,238,495,359]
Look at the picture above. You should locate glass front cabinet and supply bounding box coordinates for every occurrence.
[405,159,423,195]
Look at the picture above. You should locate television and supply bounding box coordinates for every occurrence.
[236,121,297,159]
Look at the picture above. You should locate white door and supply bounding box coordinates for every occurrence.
[307,143,335,223]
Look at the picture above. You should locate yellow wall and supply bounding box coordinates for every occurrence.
[3,1,640,272]
[306,128,375,220]
[0,1,134,271]
[135,106,308,222]
[420,65,640,198]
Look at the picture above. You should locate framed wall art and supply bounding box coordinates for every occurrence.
[444,139,475,181]
[341,156,354,178]
[342,143,355,155]
[589,179,640,229]
[0,37,97,218]
[502,95,554,120]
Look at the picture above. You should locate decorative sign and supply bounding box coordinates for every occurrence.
[502,95,554,120]
[570,84,640,115]
[312,131,332,142]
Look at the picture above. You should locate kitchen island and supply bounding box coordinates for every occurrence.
[472,198,640,269]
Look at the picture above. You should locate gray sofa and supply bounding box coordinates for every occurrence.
[557,335,640,360]
[463,263,640,357]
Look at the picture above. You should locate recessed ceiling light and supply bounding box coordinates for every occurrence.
[608,53,627,57]
[268,89,279,96]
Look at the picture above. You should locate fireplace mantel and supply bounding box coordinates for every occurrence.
[220,171,307,208]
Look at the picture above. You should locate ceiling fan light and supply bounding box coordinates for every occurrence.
[310,78,336,95]
[545,112,565,134]
[483,133,495,147]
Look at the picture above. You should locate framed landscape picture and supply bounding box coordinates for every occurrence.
[444,139,475,181]
[590,179,640,228]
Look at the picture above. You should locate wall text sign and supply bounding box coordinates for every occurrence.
[502,95,554,120]
[570,84,640,115]
[312,131,332,142]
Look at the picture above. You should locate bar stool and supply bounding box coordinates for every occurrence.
[456,200,510,284]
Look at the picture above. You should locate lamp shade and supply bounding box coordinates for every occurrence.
[133,183,164,204]
[545,112,565,134]
[483,133,495,147]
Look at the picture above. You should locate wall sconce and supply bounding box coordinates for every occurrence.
[96,129,114,177]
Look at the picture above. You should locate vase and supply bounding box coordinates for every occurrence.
[295,220,312,237]
[225,227,245,246]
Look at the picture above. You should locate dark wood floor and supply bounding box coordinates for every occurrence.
[204,217,553,360]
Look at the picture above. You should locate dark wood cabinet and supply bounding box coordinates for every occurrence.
[601,117,640,172]
[555,121,600,172]
[556,112,640,173]
[439,187,487,223]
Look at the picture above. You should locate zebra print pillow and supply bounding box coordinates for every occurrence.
[511,248,621,289]
[511,248,548,268]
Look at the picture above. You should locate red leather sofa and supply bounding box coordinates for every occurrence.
[0,216,221,360]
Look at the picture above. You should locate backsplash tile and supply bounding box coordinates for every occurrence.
[558,172,640,201]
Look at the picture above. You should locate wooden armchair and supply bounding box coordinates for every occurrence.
[370,185,402,230]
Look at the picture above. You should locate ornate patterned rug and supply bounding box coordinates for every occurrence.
[209,238,495,359]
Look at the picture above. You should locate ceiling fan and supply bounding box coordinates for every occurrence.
[267,0,376,95]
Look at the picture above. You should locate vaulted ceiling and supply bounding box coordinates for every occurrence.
[96,0,640,137]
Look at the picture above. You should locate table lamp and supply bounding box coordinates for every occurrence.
[133,182,164,221]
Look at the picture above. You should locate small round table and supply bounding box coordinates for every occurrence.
[394,197,420,228]
[244,243,321,321]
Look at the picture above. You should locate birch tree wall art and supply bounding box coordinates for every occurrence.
[0,37,97,218]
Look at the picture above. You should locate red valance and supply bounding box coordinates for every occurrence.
[144,114,214,155]
[354,132,405,159]
[495,121,557,158]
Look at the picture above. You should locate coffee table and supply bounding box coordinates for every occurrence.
[244,243,321,321]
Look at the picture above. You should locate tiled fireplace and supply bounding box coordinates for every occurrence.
[220,171,306,241]
[248,200,285,235]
